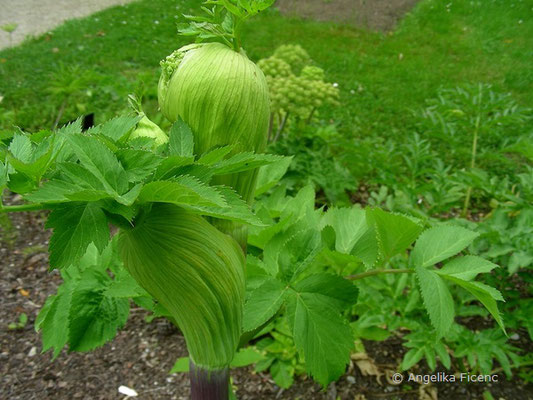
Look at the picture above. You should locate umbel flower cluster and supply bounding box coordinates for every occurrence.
[257,45,339,124]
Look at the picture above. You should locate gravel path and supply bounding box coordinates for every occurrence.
[0,0,136,50]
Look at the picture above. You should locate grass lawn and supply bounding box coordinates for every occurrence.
[0,0,531,177]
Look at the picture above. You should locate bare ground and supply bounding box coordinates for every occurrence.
[276,0,420,31]
[0,0,135,50]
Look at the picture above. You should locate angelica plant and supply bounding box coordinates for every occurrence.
[0,2,509,399]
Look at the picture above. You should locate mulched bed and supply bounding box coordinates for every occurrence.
[1,205,532,399]
[276,0,420,31]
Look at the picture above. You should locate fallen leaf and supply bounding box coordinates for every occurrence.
[19,288,30,297]
[351,352,383,384]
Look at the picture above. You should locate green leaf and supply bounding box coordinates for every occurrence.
[230,347,263,367]
[243,278,288,332]
[169,118,194,157]
[170,357,190,373]
[434,342,451,369]
[197,145,235,165]
[424,347,436,370]
[367,208,423,261]
[92,115,142,142]
[442,276,505,333]
[8,133,32,163]
[104,267,147,298]
[68,269,129,351]
[290,231,324,280]
[57,118,83,136]
[410,226,479,268]
[184,186,263,226]
[415,266,454,338]
[288,292,353,387]
[293,273,358,311]
[46,203,110,269]
[116,149,163,182]
[437,255,498,281]
[35,285,73,358]
[321,207,367,254]
[401,348,425,370]
[137,177,226,208]
[154,155,195,180]
[64,134,129,195]
[254,156,293,196]
[350,223,379,268]
[25,179,110,203]
[270,361,294,389]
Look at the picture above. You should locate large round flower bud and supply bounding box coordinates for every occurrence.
[158,42,270,247]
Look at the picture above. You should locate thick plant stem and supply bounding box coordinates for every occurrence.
[190,362,229,400]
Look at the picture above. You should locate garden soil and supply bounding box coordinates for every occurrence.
[0,0,135,50]
[1,201,531,400]
[276,0,420,31]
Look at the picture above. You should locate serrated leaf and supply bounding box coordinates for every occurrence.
[434,342,451,369]
[46,203,109,269]
[442,275,505,333]
[184,186,263,226]
[25,180,110,203]
[116,149,163,182]
[104,267,147,298]
[197,145,235,165]
[8,133,32,163]
[350,224,379,269]
[288,292,353,387]
[270,361,294,389]
[416,266,454,338]
[68,269,129,351]
[92,115,142,142]
[243,278,288,332]
[57,118,83,135]
[137,177,226,208]
[411,226,479,268]
[169,118,194,157]
[35,285,73,358]
[64,134,129,195]
[367,208,423,261]
[293,273,358,311]
[437,255,498,281]
[154,155,196,180]
[321,207,367,254]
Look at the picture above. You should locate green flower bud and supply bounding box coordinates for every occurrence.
[129,114,168,149]
[119,204,245,369]
[158,43,270,246]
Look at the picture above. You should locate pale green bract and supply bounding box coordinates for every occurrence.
[118,204,245,369]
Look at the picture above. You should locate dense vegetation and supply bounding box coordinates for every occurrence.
[0,0,531,398]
